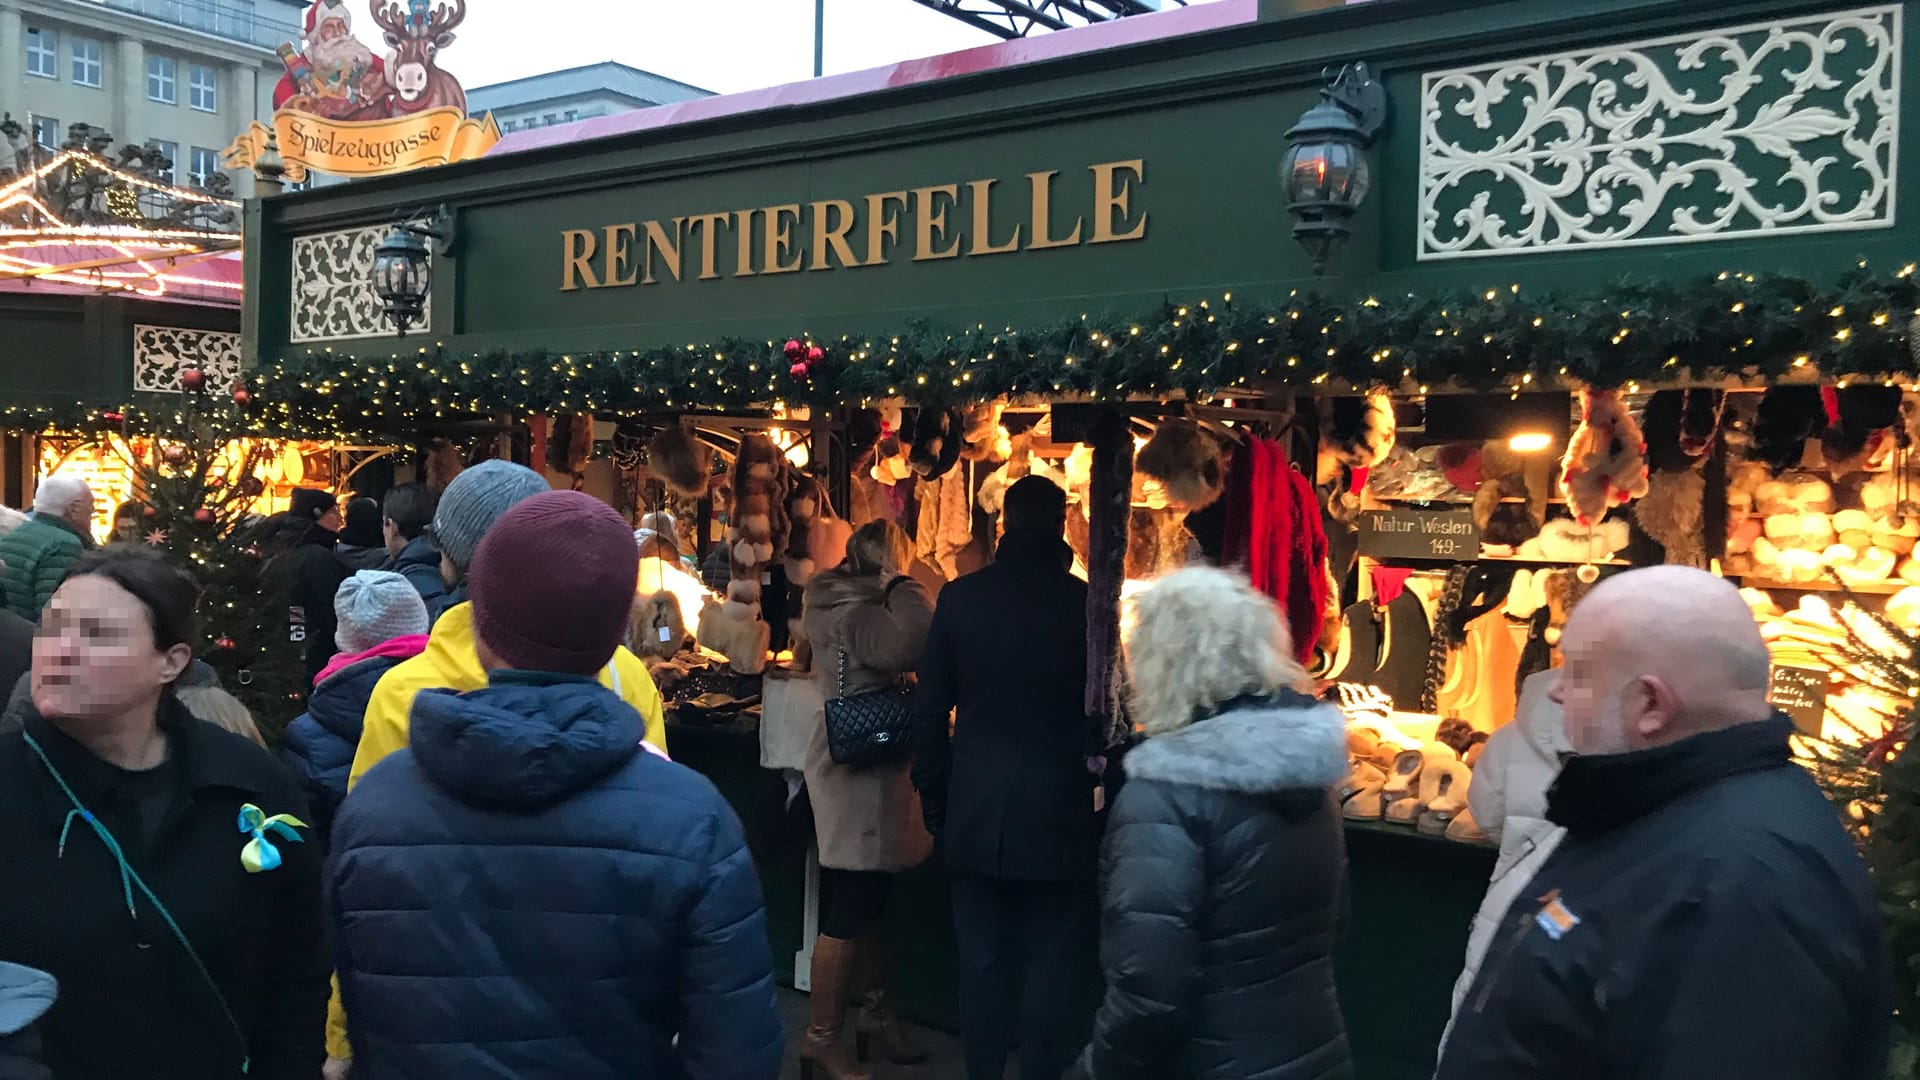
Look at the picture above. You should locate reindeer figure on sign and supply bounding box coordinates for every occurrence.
[371,0,468,116]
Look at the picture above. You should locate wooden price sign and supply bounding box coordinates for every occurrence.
[1768,665,1828,735]
[1357,510,1481,561]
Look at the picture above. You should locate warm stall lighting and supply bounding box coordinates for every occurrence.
[1508,432,1554,453]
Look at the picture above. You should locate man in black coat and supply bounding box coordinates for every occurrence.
[378,483,447,619]
[912,475,1101,1080]
[1439,567,1891,1080]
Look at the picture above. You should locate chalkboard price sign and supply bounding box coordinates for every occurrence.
[1357,510,1482,561]
[1768,665,1828,735]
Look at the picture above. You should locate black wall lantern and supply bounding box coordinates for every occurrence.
[371,205,456,335]
[1281,62,1388,274]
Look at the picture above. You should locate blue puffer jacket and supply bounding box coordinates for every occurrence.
[278,653,407,847]
[329,673,784,1080]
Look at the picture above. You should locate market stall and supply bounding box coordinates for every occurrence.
[240,0,1917,1074]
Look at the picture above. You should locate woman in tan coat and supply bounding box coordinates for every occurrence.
[800,519,936,1080]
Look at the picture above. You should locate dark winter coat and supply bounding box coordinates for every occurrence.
[0,963,54,1080]
[1439,714,1891,1080]
[1082,692,1353,1080]
[277,652,408,847]
[0,699,329,1080]
[334,543,388,571]
[281,527,349,681]
[387,534,448,620]
[331,672,784,1079]
[0,515,89,621]
[911,531,1101,881]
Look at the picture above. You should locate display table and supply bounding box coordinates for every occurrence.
[670,723,1493,1080]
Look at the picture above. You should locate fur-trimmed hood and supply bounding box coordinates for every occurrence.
[1123,693,1348,795]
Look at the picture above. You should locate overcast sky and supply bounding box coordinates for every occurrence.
[447,1,1216,96]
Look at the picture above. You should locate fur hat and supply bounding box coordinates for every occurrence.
[647,425,713,499]
[1136,420,1228,511]
[1472,474,1542,548]
[1633,468,1708,568]
[1750,386,1827,474]
[627,591,687,660]
[903,407,965,480]
[546,413,595,476]
[1320,392,1396,471]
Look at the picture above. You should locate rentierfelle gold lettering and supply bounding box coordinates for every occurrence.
[559,160,1146,291]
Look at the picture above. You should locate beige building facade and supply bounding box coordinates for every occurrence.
[0,0,302,190]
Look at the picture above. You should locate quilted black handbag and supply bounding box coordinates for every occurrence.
[823,643,914,767]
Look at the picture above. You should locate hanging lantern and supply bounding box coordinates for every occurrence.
[369,206,455,335]
[1280,62,1388,275]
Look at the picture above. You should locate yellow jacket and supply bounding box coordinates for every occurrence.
[326,601,669,1059]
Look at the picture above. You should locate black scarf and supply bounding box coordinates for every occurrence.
[1546,713,1794,835]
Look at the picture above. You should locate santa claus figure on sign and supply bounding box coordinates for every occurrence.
[272,0,390,119]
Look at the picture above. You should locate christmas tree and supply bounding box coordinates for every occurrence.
[1798,594,1920,1077]
[112,372,305,739]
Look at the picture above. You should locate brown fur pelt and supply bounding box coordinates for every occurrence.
[647,425,714,499]
[1472,473,1543,548]
[959,402,1011,463]
[424,439,465,494]
[1632,467,1707,568]
[784,472,827,584]
[627,591,687,660]
[1125,507,1193,580]
[696,597,770,675]
[1320,392,1396,471]
[1136,420,1228,511]
[546,413,595,477]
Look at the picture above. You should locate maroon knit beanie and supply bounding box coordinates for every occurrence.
[469,490,638,675]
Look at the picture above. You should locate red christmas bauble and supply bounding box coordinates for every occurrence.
[790,362,810,378]
[192,508,215,525]
[161,444,188,466]
[238,475,264,497]
[101,411,125,424]
[783,339,803,359]
[232,388,252,406]
[207,476,225,490]
[180,368,206,392]
[215,635,236,651]
[806,345,825,363]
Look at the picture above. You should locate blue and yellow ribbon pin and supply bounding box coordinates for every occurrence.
[236,803,307,874]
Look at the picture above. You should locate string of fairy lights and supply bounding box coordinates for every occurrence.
[0,263,1915,442]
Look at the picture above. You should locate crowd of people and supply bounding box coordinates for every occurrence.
[0,465,1896,1080]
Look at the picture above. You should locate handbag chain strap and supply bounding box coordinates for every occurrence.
[835,634,849,700]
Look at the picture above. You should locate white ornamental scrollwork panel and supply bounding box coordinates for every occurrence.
[290,225,432,343]
[1418,4,1901,261]
[133,325,243,394]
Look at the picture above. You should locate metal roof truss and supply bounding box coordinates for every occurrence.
[909,0,1185,39]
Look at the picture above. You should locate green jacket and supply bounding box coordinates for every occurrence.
[0,515,89,621]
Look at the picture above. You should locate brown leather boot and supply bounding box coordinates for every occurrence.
[799,935,869,1080]
[855,929,928,1065]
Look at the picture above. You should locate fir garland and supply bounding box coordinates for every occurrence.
[238,265,1918,433]
[2,265,1915,441]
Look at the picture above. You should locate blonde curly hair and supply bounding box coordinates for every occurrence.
[1125,566,1308,736]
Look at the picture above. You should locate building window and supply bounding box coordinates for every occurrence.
[189,65,217,112]
[543,113,559,126]
[148,56,177,104]
[71,38,102,88]
[26,28,56,79]
[31,117,59,151]
[285,175,310,192]
[501,120,516,132]
[189,147,219,188]
[149,140,178,182]
[564,109,578,121]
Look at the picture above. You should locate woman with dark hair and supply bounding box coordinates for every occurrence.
[0,548,329,1080]
[798,518,936,1080]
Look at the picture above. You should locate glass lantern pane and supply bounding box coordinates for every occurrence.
[1284,142,1332,203]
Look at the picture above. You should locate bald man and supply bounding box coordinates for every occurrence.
[1437,566,1890,1080]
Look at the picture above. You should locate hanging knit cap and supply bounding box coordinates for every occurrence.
[334,570,429,653]
[470,491,639,675]
[428,460,550,572]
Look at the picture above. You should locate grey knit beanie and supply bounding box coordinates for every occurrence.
[428,460,550,571]
[334,570,429,653]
